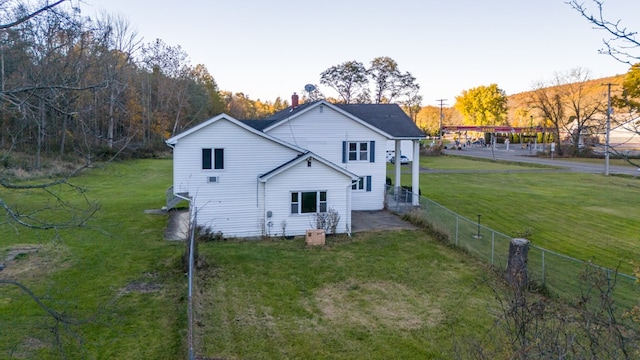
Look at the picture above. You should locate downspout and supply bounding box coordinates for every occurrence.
[346,181,357,237]
[264,180,268,237]
[165,140,190,205]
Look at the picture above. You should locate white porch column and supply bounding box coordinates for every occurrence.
[412,140,420,206]
[394,140,401,195]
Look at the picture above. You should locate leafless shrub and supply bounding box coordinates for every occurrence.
[455,264,640,359]
[280,219,287,238]
[310,208,341,234]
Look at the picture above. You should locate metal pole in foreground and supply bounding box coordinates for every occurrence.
[605,83,612,176]
[474,214,482,238]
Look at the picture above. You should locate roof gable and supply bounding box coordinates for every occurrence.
[259,151,358,182]
[243,100,425,139]
[165,113,306,152]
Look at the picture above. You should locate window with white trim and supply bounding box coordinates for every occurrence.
[348,142,368,161]
[202,148,224,170]
[352,177,364,190]
[352,176,372,192]
[342,141,375,163]
[290,191,327,214]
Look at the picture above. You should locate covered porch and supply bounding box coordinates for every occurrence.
[389,139,421,207]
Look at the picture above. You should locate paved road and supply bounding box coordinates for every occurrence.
[443,145,640,176]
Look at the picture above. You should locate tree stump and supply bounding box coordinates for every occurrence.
[506,238,529,292]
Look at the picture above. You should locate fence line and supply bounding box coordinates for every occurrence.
[385,185,640,311]
[187,207,197,360]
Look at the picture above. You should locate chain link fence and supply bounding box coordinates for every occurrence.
[385,185,640,311]
[186,207,197,360]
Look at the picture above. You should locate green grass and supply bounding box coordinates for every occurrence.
[0,159,186,359]
[394,155,640,274]
[3,156,639,358]
[194,232,500,359]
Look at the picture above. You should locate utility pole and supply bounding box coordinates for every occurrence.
[436,99,447,143]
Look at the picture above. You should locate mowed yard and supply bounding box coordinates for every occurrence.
[1,156,639,359]
[396,155,640,275]
[193,231,498,359]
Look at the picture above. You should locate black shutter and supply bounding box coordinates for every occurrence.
[342,141,347,163]
[369,141,375,162]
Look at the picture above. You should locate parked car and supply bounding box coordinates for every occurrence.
[390,155,409,165]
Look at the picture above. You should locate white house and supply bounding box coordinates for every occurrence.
[165,98,425,238]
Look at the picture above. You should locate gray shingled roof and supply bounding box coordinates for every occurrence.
[239,118,279,131]
[242,101,425,139]
[335,103,425,138]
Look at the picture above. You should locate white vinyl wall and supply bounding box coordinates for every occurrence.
[262,159,353,237]
[266,105,388,210]
[171,118,301,237]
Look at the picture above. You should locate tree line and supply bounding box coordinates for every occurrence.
[0,1,425,169]
[3,0,639,169]
[0,1,296,169]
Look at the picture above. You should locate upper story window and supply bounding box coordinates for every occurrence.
[348,142,368,161]
[202,148,224,170]
[342,141,375,163]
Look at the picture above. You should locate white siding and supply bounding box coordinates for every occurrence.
[172,118,301,237]
[264,159,352,236]
[265,106,387,210]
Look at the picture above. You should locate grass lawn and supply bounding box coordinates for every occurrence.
[194,231,500,359]
[394,155,640,274]
[2,157,638,358]
[0,159,186,359]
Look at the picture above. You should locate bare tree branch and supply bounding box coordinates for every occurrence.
[0,279,86,325]
[0,0,67,30]
[566,0,639,64]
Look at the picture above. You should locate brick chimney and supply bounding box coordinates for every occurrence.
[291,92,299,108]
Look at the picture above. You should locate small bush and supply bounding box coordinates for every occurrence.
[421,142,444,156]
[311,208,341,234]
[196,226,224,242]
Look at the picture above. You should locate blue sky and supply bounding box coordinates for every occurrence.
[78,0,640,107]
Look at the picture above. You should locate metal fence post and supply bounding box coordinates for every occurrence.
[541,250,545,285]
[188,208,196,360]
[425,199,429,218]
[455,215,459,246]
[491,231,495,266]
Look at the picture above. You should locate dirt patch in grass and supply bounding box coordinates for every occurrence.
[232,306,276,328]
[314,280,442,331]
[122,281,162,294]
[0,244,71,279]
[11,336,50,359]
[119,273,163,295]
